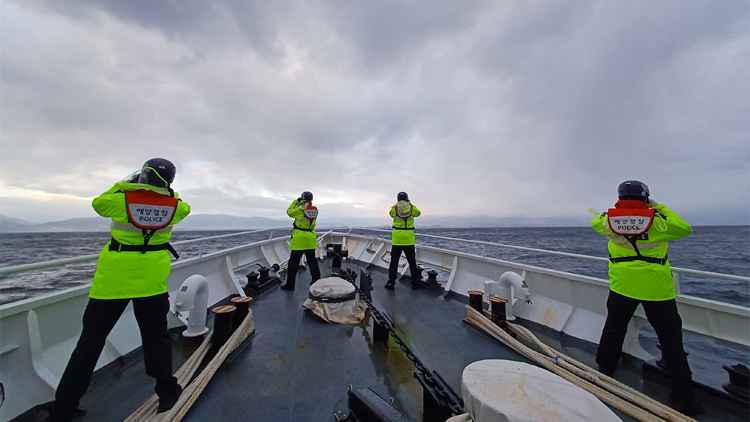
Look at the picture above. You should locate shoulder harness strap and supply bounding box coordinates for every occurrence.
[109,238,179,259]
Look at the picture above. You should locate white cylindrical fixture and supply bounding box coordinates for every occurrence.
[174,274,210,337]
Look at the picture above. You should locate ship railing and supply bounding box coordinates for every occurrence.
[1,227,747,288]
[346,227,750,288]
[0,227,288,277]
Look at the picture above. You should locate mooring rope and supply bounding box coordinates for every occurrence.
[508,322,691,421]
[124,331,214,422]
[126,310,255,422]
[466,306,698,422]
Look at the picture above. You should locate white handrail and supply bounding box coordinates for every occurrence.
[358,227,608,261]
[2,227,748,285]
[0,253,102,275]
[0,228,288,276]
[172,227,287,245]
[350,227,750,284]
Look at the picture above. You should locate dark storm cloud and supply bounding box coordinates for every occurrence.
[28,0,491,144]
[1,0,747,224]
[39,0,488,64]
[476,1,750,171]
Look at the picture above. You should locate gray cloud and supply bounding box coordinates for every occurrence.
[1,0,748,225]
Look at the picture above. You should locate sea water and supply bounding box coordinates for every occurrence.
[0,226,748,306]
[1,226,748,379]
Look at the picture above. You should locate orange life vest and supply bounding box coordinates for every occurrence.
[126,190,178,230]
[606,200,655,236]
[110,190,180,257]
[606,200,666,265]
[394,204,413,218]
[392,203,414,230]
[294,203,318,231]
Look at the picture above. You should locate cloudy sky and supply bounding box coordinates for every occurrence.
[1,0,748,226]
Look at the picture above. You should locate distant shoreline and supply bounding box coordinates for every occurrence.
[1,224,747,235]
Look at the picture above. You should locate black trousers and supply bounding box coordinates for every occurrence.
[286,249,321,289]
[388,244,419,284]
[53,294,177,418]
[596,290,695,405]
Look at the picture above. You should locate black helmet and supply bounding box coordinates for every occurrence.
[139,158,176,187]
[618,180,649,201]
[301,191,313,201]
[397,191,409,201]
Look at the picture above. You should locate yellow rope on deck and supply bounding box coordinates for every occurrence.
[126,310,255,422]
[466,306,698,422]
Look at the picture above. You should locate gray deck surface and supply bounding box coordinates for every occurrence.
[21,260,747,422]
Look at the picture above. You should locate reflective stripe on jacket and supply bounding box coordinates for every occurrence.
[591,203,691,301]
[89,182,191,299]
[390,202,421,246]
[287,199,317,250]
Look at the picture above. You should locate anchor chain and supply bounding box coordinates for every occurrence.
[336,268,465,415]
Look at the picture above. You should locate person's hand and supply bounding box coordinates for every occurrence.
[648,198,659,207]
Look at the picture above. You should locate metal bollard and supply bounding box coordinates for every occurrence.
[211,305,236,352]
[373,319,390,344]
[489,297,508,328]
[230,296,253,331]
[468,290,484,313]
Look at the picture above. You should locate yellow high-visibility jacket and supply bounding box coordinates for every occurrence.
[591,202,691,301]
[89,182,190,299]
[287,199,317,251]
[390,201,421,246]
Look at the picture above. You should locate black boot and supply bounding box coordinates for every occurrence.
[157,384,183,413]
[384,281,395,290]
[280,282,295,290]
[48,402,80,422]
[671,400,704,416]
[598,365,615,377]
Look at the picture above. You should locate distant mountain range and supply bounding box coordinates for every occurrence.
[0,213,591,233]
[0,213,284,233]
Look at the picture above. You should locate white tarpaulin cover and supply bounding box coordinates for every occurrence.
[462,360,620,422]
[302,276,367,324]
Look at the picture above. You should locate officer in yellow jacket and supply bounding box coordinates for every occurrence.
[386,192,422,290]
[51,159,190,422]
[281,191,321,291]
[591,180,702,416]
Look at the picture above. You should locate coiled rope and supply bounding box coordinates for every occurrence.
[466,306,697,422]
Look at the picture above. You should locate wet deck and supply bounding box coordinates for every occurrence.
[16,259,748,422]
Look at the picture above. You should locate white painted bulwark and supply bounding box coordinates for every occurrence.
[0,230,747,421]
